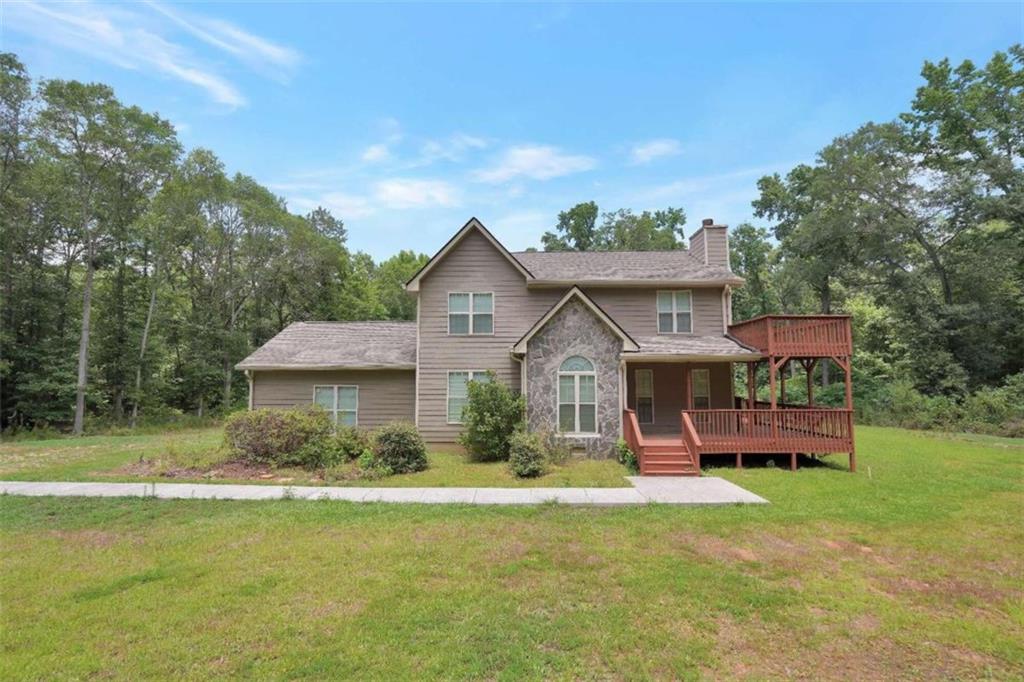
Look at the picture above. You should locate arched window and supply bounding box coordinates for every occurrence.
[558,356,596,434]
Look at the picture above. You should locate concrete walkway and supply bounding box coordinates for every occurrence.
[0,477,767,506]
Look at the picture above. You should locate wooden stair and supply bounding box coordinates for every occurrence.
[641,442,699,476]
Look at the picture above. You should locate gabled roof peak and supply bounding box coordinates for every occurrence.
[512,286,639,354]
[404,217,533,293]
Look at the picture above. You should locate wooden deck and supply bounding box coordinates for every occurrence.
[728,314,852,357]
[626,407,855,475]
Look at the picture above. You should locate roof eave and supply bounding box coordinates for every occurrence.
[236,363,417,371]
[526,277,745,288]
[622,352,765,363]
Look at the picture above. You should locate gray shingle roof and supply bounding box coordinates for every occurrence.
[629,334,762,357]
[236,321,417,370]
[512,250,741,284]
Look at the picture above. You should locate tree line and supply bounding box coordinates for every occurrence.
[0,53,427,433]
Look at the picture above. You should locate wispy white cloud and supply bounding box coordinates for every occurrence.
[474,145,596,183]
[4,0,300,108]
[630,138,682,165]
[374,179,460,208]
[361,144,391,163]
[417,133,488,165]
[145,1,300,79]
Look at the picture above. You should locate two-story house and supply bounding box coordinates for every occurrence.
[238,218,855,475]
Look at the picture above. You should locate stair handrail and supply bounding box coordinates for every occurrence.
[623,408,646,473]
[680,411,703,473]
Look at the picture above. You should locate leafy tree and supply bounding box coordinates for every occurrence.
[728,223,776,320]
[541,201,599,251]
[374,250,428,320]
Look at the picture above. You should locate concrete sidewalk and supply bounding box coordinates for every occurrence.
[0,477,767,506]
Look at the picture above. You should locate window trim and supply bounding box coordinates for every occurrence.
[312,384,359,427]
[635,368,654,425]
[691,368,711,410]
[656,289,694,334]
[446,370,491,424]
[557,356,598,436]
[447,292,495,336]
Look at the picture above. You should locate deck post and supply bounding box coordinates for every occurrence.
[736,452,742,469]
[780,359,788,405]
[844,357,853,410]
[804,359,817,406]
[790,452,797,471]
[746,362,756,407]
[768,359,777,409]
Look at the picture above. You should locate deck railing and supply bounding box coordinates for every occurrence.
[685,408,854,454]
[623,408,646,473]
[728,315,852,357]
[680,412,703,471]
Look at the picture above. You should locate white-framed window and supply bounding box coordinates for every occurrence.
[657,290,693,334]
[558,356,597,435]
[691,369,710,409]
[314,385,358,426]
[448,292,493,335]
[635,369,654,424]
[447,370,492,424]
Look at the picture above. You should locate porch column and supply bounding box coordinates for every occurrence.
[768,359,777,409]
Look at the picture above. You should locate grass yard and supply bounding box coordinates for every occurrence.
[1,425,1022,679]
[0,428,629,488]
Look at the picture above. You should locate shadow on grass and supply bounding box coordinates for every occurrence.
[700,452,850,472]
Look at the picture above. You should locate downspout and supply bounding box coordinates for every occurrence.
[246,370,253,410]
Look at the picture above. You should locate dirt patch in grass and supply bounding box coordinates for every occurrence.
[710,613,1006,680]
[118,458,305,483]
[48,529,124,548]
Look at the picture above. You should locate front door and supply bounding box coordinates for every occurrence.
[636,369,654,423]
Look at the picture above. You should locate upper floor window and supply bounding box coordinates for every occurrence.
[449,292,493,335]
[657,290,692,334]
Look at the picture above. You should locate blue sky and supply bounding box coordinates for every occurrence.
[2,2,1020,259]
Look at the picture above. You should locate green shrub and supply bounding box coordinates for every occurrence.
[535,428,571,465]
[294,427,370,469]
[356,448,392,479]
[508,431,546,478]
[373,422,428,474]
[223,406,331,465]
[616,438,639,474]
[458,372,525,462]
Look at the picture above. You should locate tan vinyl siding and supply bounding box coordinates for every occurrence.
[252,370,415,428]
[416,229,561,442]
[587,287,724,338]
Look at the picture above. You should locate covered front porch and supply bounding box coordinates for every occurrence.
[622,315,856,475]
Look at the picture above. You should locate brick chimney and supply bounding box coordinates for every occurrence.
[689,218,730,270]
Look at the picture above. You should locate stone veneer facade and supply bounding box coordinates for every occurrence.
[524,299,622,457]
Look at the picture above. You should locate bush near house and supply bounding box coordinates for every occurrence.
[508,431,546,478]
[458,373,526,462]
[223,406,331,465]
[373,422,428,474]
[615,438,639,474]
[295,426,371,469]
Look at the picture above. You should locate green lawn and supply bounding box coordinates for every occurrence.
[1,426,1022,679]
[0,428,629,488]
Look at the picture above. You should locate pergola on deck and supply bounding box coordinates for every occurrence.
[624,315,855,476]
